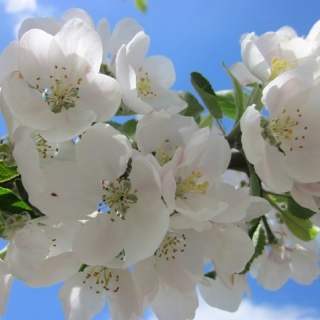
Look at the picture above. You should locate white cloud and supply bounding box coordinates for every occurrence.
[146,296,319,320]
[0,0,37,14]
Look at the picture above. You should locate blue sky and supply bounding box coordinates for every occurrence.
[1,0,320,319]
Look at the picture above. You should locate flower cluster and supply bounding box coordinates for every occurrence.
[0,7,319,320]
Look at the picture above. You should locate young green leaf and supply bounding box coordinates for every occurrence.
[287,197,315,220]
[134,0,147,13]
[199,114,213,128]
[0,186,34,216]
[240,222,266,274]
[190,72,223,119]
[0,160,19,183]
[246,82,263,111]
[222,63,245,122]
[179,91,205,118]
[282,210,318,241]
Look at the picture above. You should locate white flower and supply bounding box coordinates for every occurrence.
[59,266,142,320]
[199,270,250,312]
[2,19,121,142]
[116,31,187,114]
[0,260,13,317]
[241,68,320,192]
[231,27,319,86]
[251,212,319,290]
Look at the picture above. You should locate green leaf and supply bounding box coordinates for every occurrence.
[107,120,121,130]
[199,114,213,128]
[240,222,266,274]
[134,0,147,12]
[287,197,315,220]
[222,62,245,122]
[282,210,318,241]
[118,119,138,139]
[190,72,223,119]
[0,160,19,183]
[246,82,263,111]
[205,270,217,280]
[179,91,204,118]
[215,90,250,119]
[0,186,34,216]
[14,179,42,217]
[215,90,236,119]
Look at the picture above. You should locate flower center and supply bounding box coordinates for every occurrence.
[137,67,157,97]
[269,108,307,153]
[34,64,83,113]
[33,134,59,159]
[176,171,209,199]
[155,232,187,261]
[153,138,178,166]
[268,57,295,81]
[99,179,138,220]
[82,266,120,294]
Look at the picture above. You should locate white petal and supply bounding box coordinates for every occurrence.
[54,19,103,75]
[75,123,132,181]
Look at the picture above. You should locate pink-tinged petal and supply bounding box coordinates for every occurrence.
[136,110,197,155]
[170,214,212,232]
[77,74,121,121]
[151,282,198,320]
[18,29,53,83]
[12,127,44,196]
[156,236,204,292]
[187,224,254,274]
[40,108,96,143]
[175,193,222,222]
[18,17,61,40]
[29,162,101,222]
[255,32,282,62]
[107,268,143,320]
[210,183,250,223]
[254,251,291,290]
[291,182,320,213]
[230,62,261,86]
[141,55,175,89]
[161,168,176,213]
[54,19,103,75]
[276,26,298,41]
[241,37,270,82]
[142,89,187,113]
[178,128,210,168]
[0,41,19,84]
[2,74,55,131]
[254,143,293,192]
[110,18,143,58]
[5,225,49,281]
[240,105,265,165]
[245,197,271,221]
[200,274,245,312]
[26,252,82,287]
[195,134,231,178]
[97,18,111,60]
[76,123,132,181]
[0,261,13,317]
[0,93,20,138]
[116,46,153,114]
[61,8,95,28]
[59,272,106,320]
[263,68,313,115]
[291,248,319,285]
[72,214,128,266]
[126,31,150,70]
[133,256,159,309]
